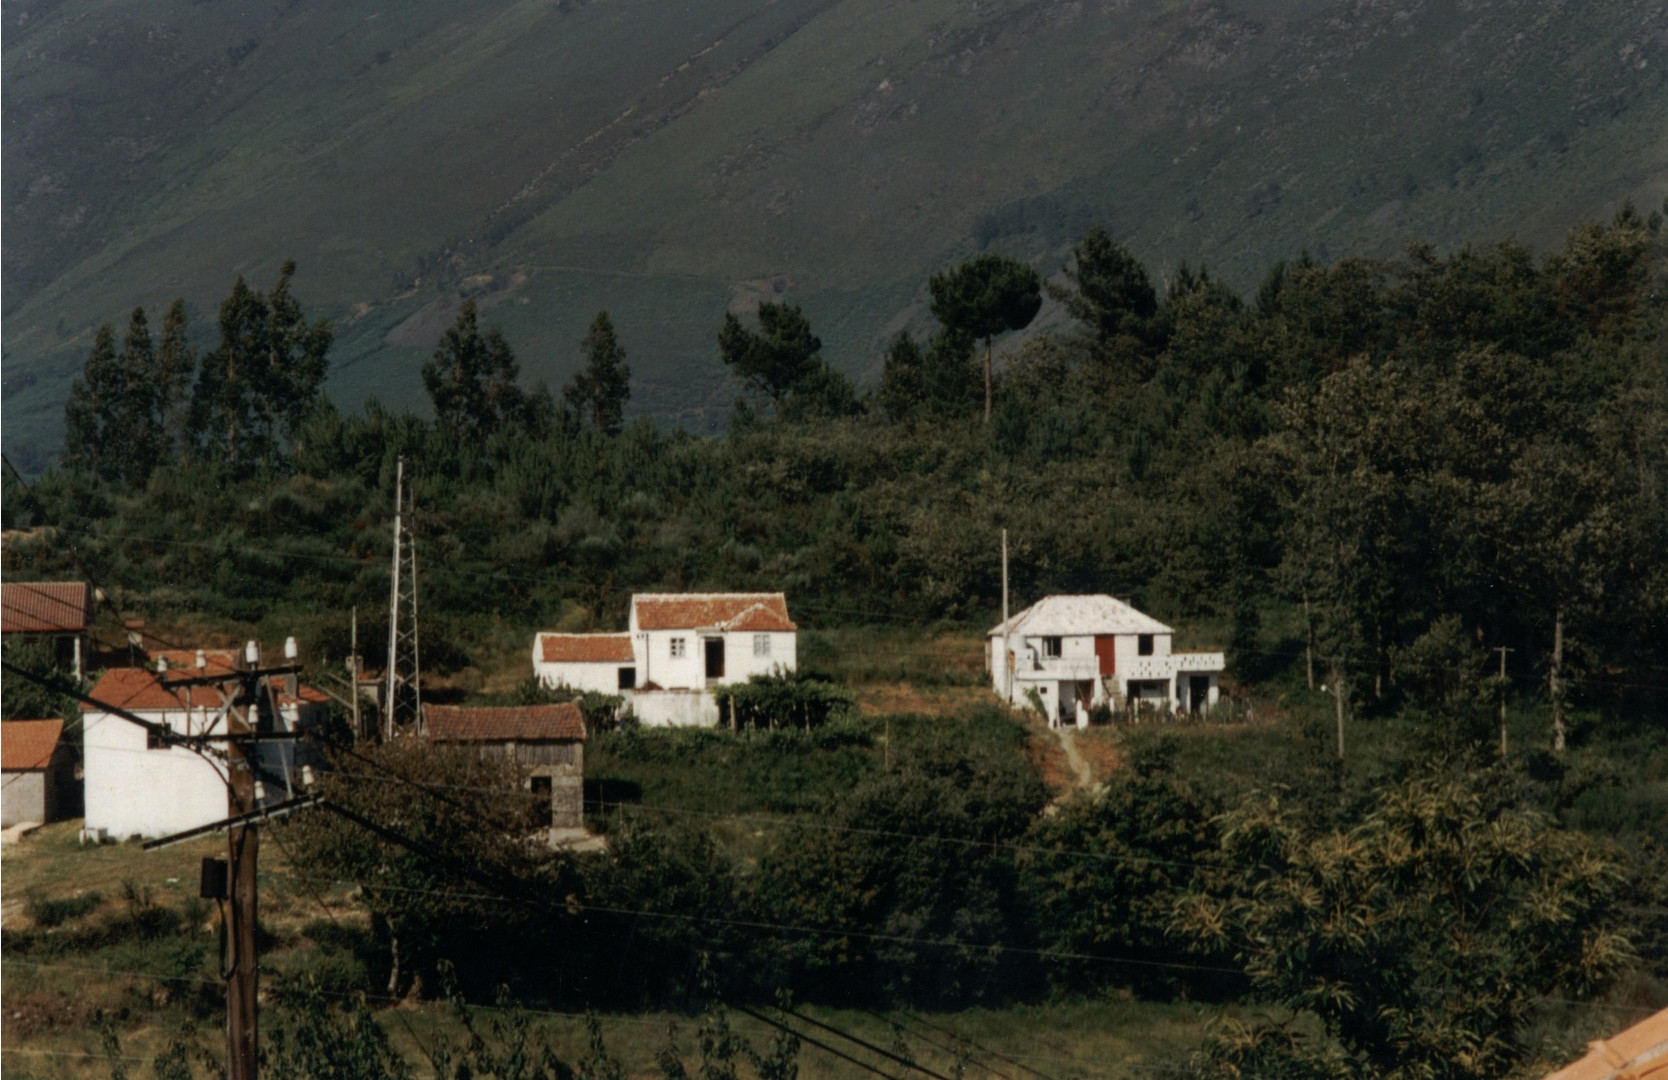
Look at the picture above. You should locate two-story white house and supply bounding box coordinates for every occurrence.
[988,595,1224,724]
[532,593,798,726]
[81,648,329,841]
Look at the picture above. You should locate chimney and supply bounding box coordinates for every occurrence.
[195,649,207,670]
[244,640,261,671]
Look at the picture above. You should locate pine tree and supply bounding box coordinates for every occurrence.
[187,261,331,469]
[62,324,121,479]
[115,308,165,486]
[422,299,526,439]
[717,302,822,413]
[563,310,631,435]
[154,299,197,459]
[927,254,1042,423]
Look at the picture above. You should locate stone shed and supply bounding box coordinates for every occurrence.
[423,703,587,838]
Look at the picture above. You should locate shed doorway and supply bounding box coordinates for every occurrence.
[705,638,725,682]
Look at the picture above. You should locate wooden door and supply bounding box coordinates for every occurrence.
[1094,635,1117,676]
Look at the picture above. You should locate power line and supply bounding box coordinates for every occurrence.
[327,770,1221,875]
[729,1003,907,1080]
[867,1009,1045,1080]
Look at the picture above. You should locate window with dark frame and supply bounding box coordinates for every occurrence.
[618,666,636,691]
[1041,636,1062,659]
[670,637,686,658]
[1138,634,1154,656]
[146,727,168,750]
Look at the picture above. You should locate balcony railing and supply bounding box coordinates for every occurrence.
[1023,655,1102,680]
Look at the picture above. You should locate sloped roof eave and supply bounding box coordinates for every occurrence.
[632,593,796,632]
[990,595,1174,637]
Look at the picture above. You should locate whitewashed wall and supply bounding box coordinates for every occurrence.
[628,689,718,727]
[535,659,630,695]
[82,709,233,840]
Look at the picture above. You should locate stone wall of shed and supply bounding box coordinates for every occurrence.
[3,770,46,828]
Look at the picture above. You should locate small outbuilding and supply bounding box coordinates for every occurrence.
[423,703,588,838]
[2,581,92,679]
[2,719,76,828]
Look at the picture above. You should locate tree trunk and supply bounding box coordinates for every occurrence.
[983,337,993,424]
[387,930,401,998]
[1333,664,1346,761]
[1303,594,1316,690]
[1551,602,1566,753]
[1374,618,1387,701]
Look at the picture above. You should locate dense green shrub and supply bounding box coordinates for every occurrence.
[712,671,856,730]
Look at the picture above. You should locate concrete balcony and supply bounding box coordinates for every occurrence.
[1119,652,1226,682]
[1020,655,1102,681]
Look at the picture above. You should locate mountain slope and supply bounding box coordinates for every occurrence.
[5,0,1666,470]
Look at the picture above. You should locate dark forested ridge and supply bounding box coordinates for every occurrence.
[4,211,1667,1075]
[5,0,1666,467]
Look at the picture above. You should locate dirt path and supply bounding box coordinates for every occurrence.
[1053,727,1094,791]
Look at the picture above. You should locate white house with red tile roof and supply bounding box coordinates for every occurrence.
[989,595,1224,725]
[533,593,798,726]
[81,649,329,840]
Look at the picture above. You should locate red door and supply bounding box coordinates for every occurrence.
[1094,636,1117,676]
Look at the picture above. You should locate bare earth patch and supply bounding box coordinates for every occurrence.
[854,683,989,716]
[1025,722,1077,795]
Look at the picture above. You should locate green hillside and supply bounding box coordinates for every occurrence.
[5,0,1666,470]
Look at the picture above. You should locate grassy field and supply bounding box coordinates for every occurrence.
[7,0,1666,470]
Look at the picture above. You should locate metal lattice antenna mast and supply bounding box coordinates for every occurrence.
[385,456,422,739]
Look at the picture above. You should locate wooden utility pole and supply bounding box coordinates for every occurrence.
[226,738,259,1080]
[1494,646,1513,760]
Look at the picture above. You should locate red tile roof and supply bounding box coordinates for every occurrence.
[540,633,634,664]
[424,703,586,743]
[82,667,226,711]
[2,719,65,771]
[1543,1005,1668,1080]
[275,685,331,706]
[632,593,796,632]
[1,582,91,634]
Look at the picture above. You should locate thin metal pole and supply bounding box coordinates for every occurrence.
[410,539,422,736]
[351,606,362,742]
[386,456,403,741]
[1001,529,1011,705]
